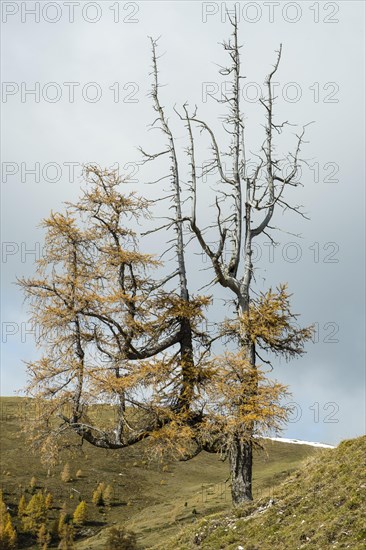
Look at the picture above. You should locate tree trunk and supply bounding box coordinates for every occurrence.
[229,435,253,504]
[176,317,195,413]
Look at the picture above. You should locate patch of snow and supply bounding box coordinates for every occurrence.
[264,436,335,449]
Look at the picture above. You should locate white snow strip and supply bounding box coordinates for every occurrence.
[264,436,335,449]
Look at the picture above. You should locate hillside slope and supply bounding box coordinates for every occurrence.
[158,435,366,550]
[0,397,320,549]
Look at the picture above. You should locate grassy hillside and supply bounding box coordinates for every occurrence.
[0,397,320,548]
[158,435,366,550]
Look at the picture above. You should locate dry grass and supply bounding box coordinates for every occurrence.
[159,436,366,550]
[0,397,321,548]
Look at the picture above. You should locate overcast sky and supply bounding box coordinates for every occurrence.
[1,1,365,445]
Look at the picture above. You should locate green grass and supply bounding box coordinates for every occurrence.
[158,435,366,550]
[0,397,341,549]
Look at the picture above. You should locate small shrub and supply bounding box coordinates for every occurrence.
[75,469,83,479]
[105,526,139,550]
[45,492,53,509]
[58,513,66,537]
[0,495,17,549]
[103,485,114,507]
[73,501,87,526]
[61,463,72,483]
[17,495,27,517]
[29,476,37,493]
[58,505,72,537]
[22,491,47,534]
[58,523,74,549]
[92,483,106,506]
[37,523,51,550]
[1,518,17,549]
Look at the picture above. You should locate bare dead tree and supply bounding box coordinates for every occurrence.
[138,24,313,503]
[180,15,312,502]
